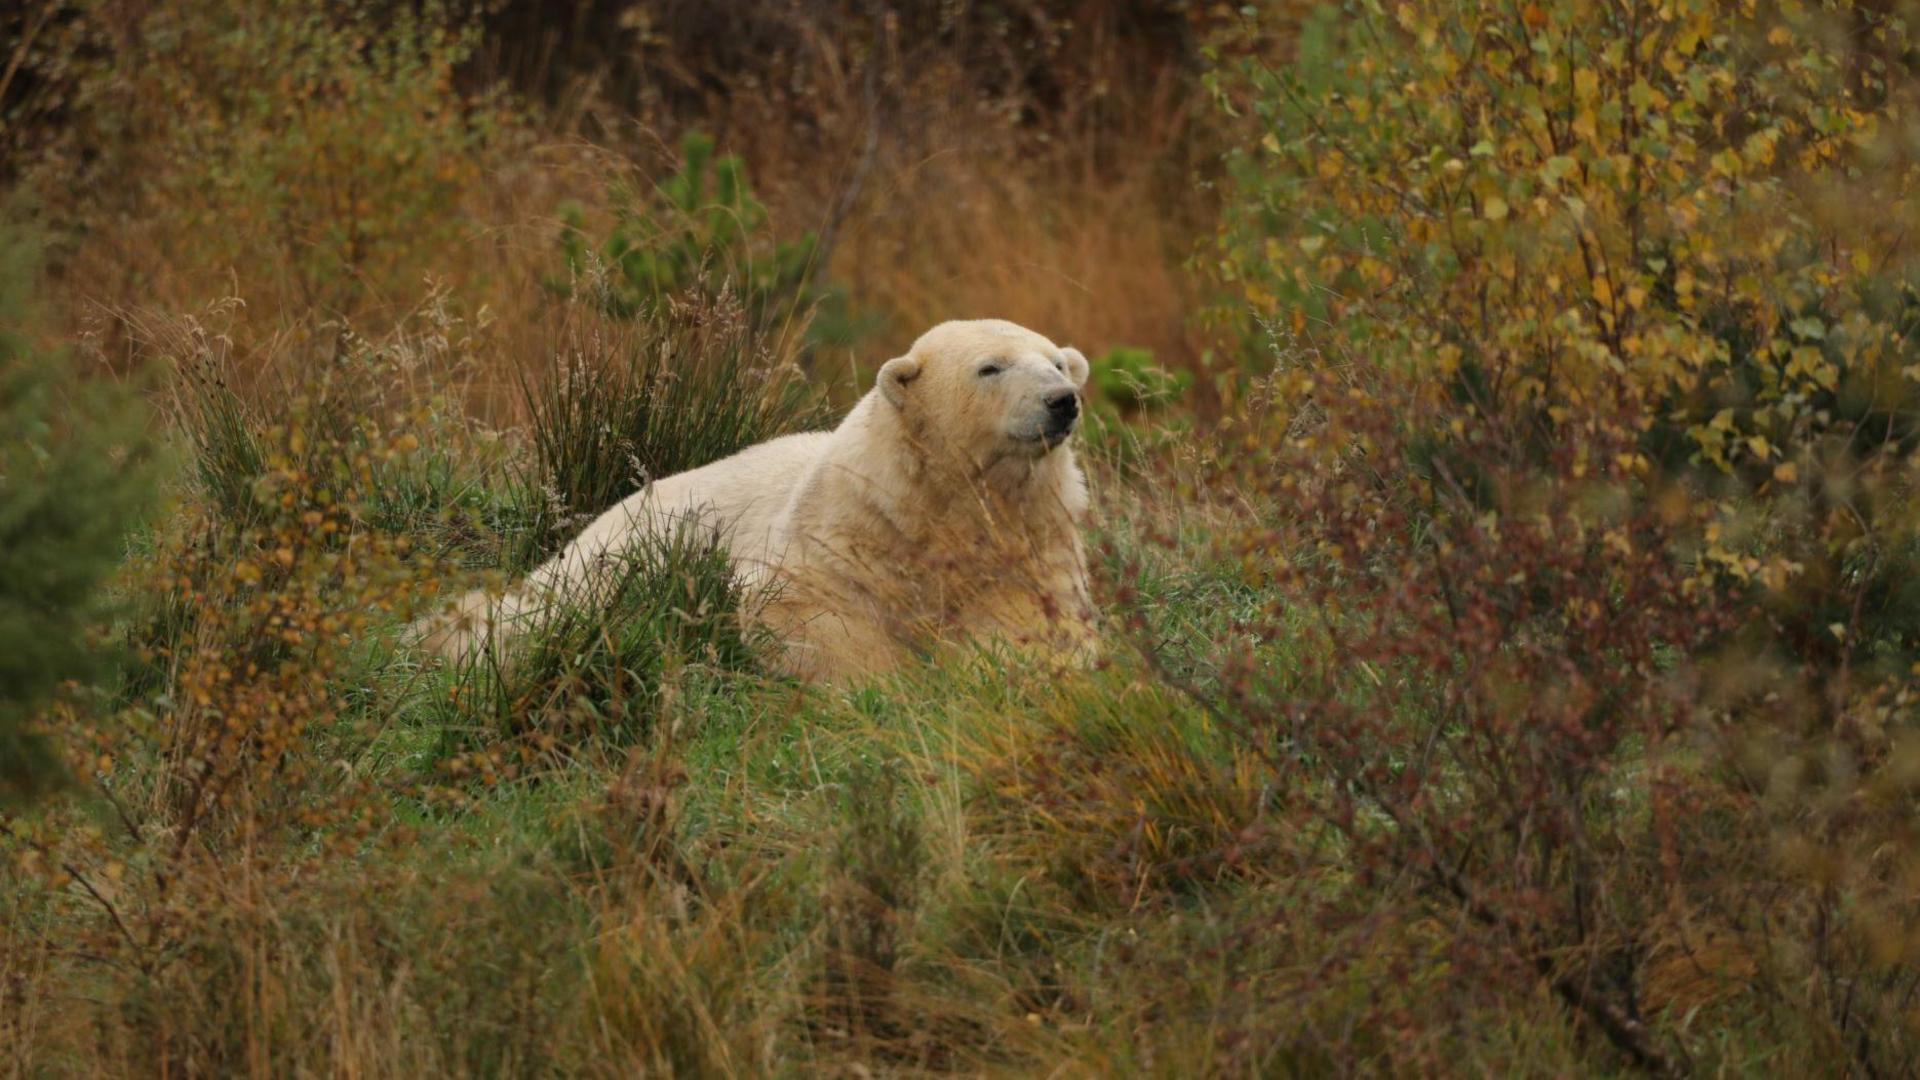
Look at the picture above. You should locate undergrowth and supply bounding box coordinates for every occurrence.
[7,1,1920,1076]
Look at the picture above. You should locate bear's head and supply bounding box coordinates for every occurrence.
[877,319,1090,469]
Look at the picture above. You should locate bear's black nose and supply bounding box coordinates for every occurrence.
[1042,389,1080,442]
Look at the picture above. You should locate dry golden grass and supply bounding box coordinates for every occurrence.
[828,154,1209,374]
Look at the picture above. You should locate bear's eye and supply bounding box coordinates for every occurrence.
[977,362,1006,377]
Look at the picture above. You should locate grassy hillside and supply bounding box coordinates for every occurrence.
[5,1,1920,1074]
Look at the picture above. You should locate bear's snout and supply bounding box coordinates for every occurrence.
[1043,389,1080,440]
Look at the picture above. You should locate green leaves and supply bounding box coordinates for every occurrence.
[0,233,160,807]
[551,130,824,331]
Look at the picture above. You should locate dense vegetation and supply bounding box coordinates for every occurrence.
[4,1,1920,1073]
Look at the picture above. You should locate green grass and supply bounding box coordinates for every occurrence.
[511,296,828,570]
[5,349,1822,1076]
[3,273,1852,1079]
[0,460,1737,1074]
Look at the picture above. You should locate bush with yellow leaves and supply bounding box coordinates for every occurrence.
[1186,0,1920,1070]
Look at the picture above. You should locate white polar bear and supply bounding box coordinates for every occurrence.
[420,318,1097,683]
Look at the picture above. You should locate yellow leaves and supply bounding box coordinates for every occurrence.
[1785,345,1838,391]
[1483,195,1510,221]
[1705,541,1762,583]
[1756,557,1802,593]
[1773,461,1799,484]
[1574,67,1601,102]
[1628,78,1669,114]
[1538,155,1578,187]
[1355,256,1393,287]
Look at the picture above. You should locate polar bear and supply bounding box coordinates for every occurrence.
[420,318,1097,683]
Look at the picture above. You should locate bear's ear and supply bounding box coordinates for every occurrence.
[878,354,921,408]
[1060,347,1090,387]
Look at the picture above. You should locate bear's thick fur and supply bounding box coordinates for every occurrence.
[419,319,1097,682]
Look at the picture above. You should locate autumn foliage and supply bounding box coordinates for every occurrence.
[1178,0,1920,1070]
[5,0,1920,1074]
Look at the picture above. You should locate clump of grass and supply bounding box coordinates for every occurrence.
[574,878,785,1075]
[432,520,768,767]
[512,292,826,570]
[817,761,926,1047]
[949,673,1271,914]
[172,351,267,526]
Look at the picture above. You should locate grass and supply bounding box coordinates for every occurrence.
[423,519,768,762]
[8,2,1902,1074]
[1,345,1383,1073]
[0,297,1678,1071]
[512,293,828,570]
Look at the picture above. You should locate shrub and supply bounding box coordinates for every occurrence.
[0,301,451,1074]
[1081,345,1193,475]
[0,232,157,806]
[1089,345,1190,415]
[1184,0,1920,1070]
[135,380,433,844]
[154,288,520,564]
[553,130,822,327]
[25,0,501,321]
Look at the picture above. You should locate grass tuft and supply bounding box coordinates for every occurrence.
[512,293,826,570]
[429,519,770,767]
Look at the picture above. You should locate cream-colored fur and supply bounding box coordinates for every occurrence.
[416,319,1097,682]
